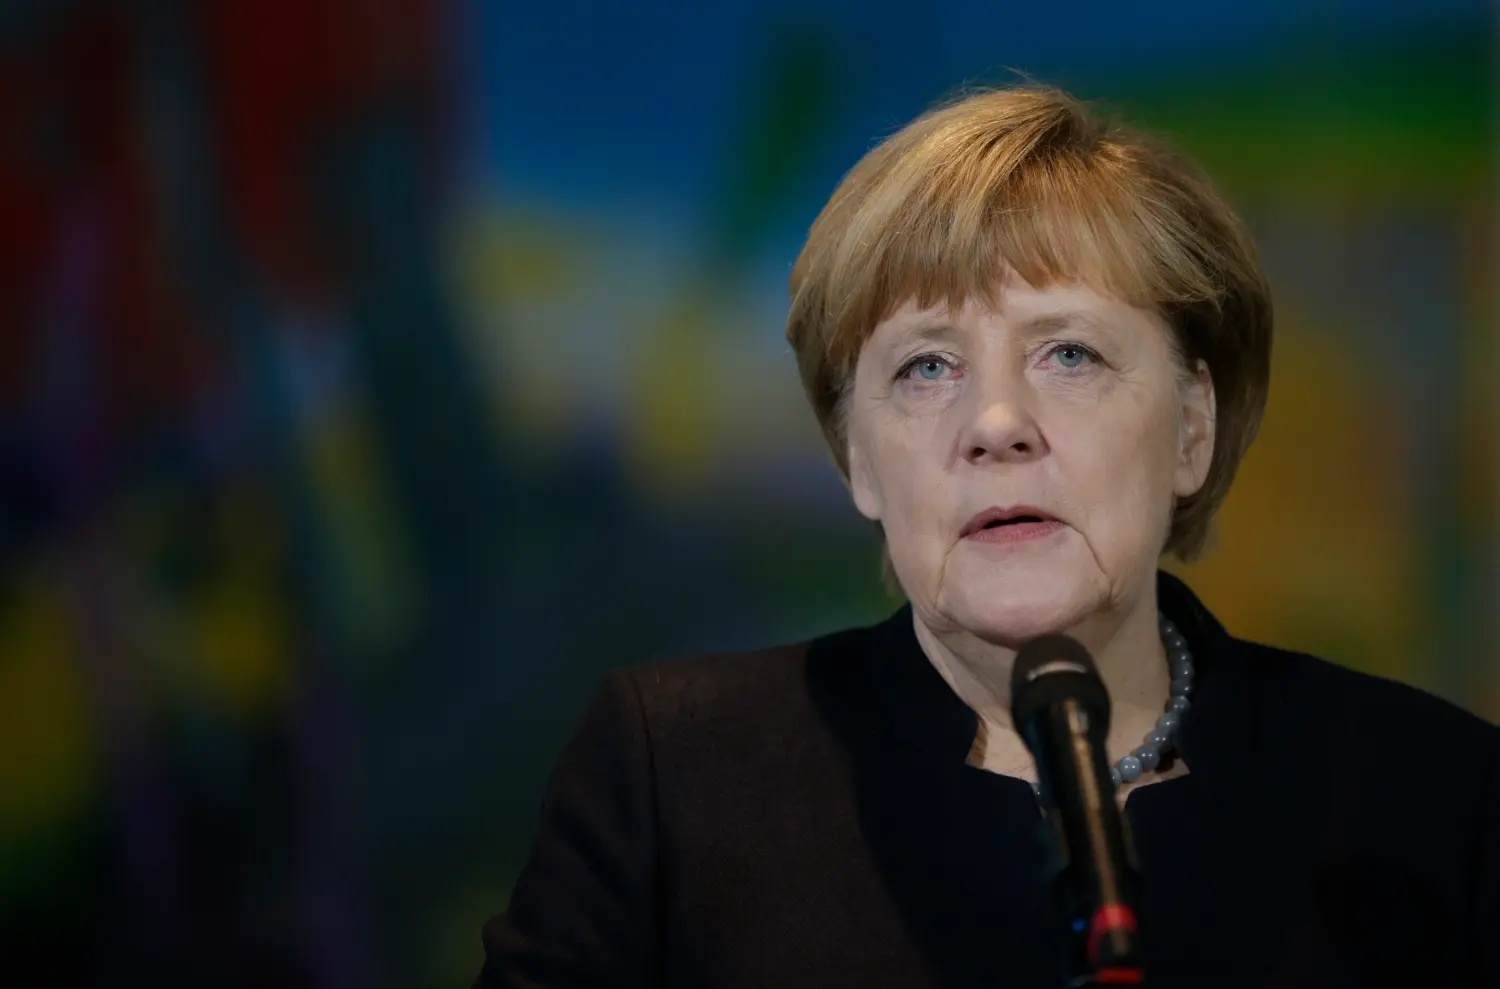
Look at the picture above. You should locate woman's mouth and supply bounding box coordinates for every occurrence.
[961,507,1065,544]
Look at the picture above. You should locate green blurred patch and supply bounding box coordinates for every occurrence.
[705,21,844,271]
[1112,29,1492,200]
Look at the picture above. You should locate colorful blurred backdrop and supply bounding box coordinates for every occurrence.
[1,1,1495,986]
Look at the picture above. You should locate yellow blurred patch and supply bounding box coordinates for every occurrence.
[624,292,756,495]
[184,575,291,714]
[621,292,724,493]
[1173,325,1420,682]
[300,407,419,656]
[447,208,592,443]
[116,489,297,719]
[0,569,97,849]
[448,206,585,307]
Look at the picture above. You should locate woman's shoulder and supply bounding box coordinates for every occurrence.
[618,637,814,710]
[1232,635,1497,748]
[605,620,882,741]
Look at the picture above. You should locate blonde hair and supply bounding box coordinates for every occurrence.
[786,84,1272,586]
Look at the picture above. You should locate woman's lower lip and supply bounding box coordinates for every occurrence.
[964,519,1065,543]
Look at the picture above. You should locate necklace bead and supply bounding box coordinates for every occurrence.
[1119,613,1192,785]
[1031,612,1193,795]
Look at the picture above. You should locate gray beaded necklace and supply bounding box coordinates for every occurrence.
[1029,612,1194,794]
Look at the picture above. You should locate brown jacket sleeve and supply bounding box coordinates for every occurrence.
[1477,732,1500,988]
[474,671,659,989]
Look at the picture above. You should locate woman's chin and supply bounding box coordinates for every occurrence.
[936,564,1099,647]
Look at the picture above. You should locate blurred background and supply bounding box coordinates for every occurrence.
[0,0,1494,986]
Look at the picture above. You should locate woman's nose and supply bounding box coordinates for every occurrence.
[959,385,1046,465]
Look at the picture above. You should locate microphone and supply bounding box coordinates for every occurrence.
[1010,634,1145,987]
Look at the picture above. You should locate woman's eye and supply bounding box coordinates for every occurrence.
[900,356,956,381]
[1049,344,1098,370]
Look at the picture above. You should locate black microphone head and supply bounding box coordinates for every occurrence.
[1009,633,1111,737]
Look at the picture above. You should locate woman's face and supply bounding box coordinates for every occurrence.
[845,274,1216,646]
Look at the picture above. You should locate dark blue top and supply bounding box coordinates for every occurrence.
[477,572,1500,988]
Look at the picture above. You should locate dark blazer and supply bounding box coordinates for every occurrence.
[475,572,1500,988]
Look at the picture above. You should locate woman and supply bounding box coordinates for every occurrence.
[474,85,1499,988]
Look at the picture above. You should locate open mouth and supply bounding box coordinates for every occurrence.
[981,515,1045,530]
[961,507,1062,540]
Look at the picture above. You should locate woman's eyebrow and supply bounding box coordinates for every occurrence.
[1014,310,1112,336]
[883,320,962,348]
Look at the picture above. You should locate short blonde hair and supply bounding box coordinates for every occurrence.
[786,84,1272,581]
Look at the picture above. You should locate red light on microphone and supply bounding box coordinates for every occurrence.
[1085,901,1141,973]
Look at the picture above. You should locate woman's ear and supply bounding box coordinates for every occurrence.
[847,435,884,523]
[1174,360,1216,498]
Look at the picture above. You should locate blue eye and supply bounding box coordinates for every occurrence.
[1050,344,1097,370]
[899,355,956,382]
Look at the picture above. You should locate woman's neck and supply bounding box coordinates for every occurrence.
[911,596,1172,776]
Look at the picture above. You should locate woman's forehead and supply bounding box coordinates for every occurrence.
[869,282,1155,341]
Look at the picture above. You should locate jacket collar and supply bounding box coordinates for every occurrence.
[860,569,1259,778]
